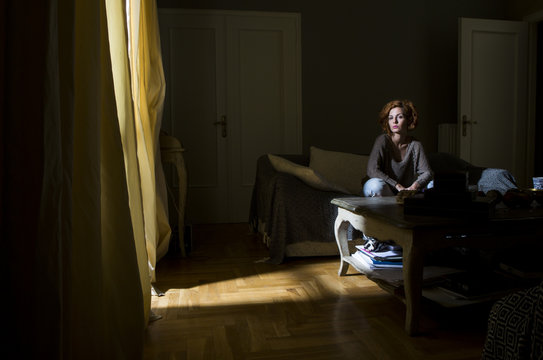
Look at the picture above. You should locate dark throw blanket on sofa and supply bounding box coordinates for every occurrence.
[249,154,347,264]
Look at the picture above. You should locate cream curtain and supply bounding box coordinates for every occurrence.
[124,0,171,282]
[105,0,171,319]
[107,0,170,285]
[3,0,168,358]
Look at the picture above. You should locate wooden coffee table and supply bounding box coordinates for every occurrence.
[332,196,543,335]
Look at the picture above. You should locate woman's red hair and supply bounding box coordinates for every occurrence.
[378,99,418,135]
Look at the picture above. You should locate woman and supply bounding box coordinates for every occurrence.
[363,99,433,197]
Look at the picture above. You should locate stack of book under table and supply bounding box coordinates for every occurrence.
[352,244,403,269]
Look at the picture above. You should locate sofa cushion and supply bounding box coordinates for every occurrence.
[268,154,348,193]
[309,146,368,195]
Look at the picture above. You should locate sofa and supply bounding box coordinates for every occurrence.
[249,146,518,264]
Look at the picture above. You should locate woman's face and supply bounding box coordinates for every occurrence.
[388,107,407,135]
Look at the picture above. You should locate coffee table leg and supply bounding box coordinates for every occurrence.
[334,211,351,276]
[402,239,423,335]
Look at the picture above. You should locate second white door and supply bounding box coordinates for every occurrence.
[458,17,529,186]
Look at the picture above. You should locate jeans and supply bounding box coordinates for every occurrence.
[363,178,434,197]
[363,178,394,197]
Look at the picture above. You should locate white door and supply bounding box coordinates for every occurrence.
[458,18,529,186]
[159,10,302,224]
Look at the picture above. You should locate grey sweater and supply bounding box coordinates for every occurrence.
[367,134,433,188]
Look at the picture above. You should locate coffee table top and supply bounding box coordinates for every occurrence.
[331,196,543,229]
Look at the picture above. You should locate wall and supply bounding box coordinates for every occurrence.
[157,0,510,155]
[507,0,543,19]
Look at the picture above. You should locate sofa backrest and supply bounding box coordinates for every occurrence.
[309,146,369,196]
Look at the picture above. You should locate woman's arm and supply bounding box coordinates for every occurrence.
[411,142,433,188]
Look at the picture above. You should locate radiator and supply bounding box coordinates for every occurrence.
[437,123,458,155]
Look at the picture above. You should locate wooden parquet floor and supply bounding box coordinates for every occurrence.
[144,223,491,360]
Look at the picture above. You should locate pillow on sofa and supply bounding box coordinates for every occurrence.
[268,154,348,193]
[309,146,368,195]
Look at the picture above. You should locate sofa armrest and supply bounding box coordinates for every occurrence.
[428,152,517,194]
[428,152,484,185]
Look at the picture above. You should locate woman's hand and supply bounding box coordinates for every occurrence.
[395,184,406,191]
[406,182,420,191]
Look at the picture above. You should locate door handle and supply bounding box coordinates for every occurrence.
[462,115,477,136]
[213,115,227,138]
